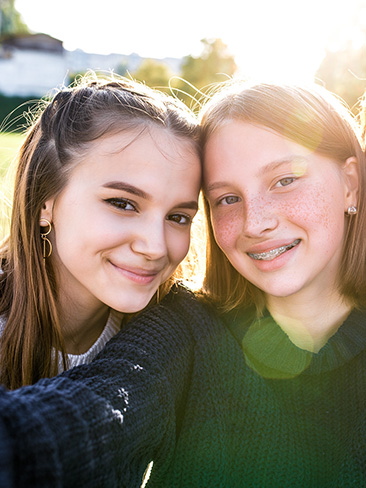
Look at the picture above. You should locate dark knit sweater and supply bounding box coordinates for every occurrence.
[0,286,366,487]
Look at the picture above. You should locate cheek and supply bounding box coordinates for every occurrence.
[285,185,344,230]
[211,207,242,250]
[55,215,128,261]
[168,231,191,265]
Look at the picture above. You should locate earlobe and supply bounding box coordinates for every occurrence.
[342,156,359,209]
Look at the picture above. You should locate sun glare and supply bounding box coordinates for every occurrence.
[15,0,366,84]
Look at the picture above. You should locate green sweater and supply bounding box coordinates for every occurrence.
[0,287,365,487]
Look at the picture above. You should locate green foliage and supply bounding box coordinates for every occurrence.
[0,0,29,37]
[0,131,23,176]
[115,61,128,77]
[0,93,40,133]
[68,71,88,86]
[131,38,238,111]
[176,38,237,109]
[133,59,173,94]
[316,43,366,112]
[181,38,237,88]
[0,132,24,239]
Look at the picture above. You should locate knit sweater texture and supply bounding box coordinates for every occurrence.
[0,285,365,487]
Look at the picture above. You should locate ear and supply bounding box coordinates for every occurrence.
[40,199,54,226]
[342,157,359,210]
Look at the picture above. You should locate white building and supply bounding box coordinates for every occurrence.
[0,33,181,97]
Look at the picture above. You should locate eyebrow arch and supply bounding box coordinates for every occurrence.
[259,155,308,175]
[205,155,308,193]
[102,181,151,200]
[103,181,198,211]
[176,201,199,211]
[204,181,230,193]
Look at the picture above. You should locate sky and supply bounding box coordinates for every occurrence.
[15,0,366,83]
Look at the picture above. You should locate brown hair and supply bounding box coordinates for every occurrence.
[0,72,200,389]
[200,81,366,313]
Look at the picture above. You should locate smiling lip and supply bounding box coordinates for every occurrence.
[111,263,161,284]
[247,239,301,261]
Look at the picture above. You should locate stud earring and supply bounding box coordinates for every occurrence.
[346,206,357,216]
[40,219,52,259]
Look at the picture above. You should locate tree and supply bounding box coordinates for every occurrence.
[115,60,128,77]
[0,0,29,38]
[175,38,237,109]
[132,59,173,94]
[316,43,366,112]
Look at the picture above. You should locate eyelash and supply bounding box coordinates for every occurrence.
[105,199,192,226]
[105,198,136,211]
[273,176,297,188]
[217,195,241,206]
[168,214,192,226]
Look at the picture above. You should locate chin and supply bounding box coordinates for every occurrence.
[261,282,304,299]
[115,293,156,314]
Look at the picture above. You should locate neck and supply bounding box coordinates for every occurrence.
[58,298,110,355]
[266,289,352,353]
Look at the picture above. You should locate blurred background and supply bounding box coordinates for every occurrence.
[1,0,366,237]
[2,0,366,115]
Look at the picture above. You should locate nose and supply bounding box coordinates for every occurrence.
[130,219,168,261]
[242,196,279,238]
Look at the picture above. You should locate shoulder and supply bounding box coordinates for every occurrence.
[100,284,221,360]
[160,283,209,313]
[142,283,218,330]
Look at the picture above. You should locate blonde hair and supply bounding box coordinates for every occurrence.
[200,81,366,313]
[0,73,200,389]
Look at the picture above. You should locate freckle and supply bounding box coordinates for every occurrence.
[214,217,237,242]
[283,186,333,227]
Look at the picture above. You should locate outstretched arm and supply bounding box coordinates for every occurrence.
[0,287,197,488]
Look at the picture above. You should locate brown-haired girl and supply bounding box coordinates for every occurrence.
[0,81,365,488]
[0,72,201,390]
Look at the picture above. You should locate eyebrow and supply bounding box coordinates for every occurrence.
[102,181,151,200]
[177,201,199,211]
[204,155,308,193]
[259,156,308,175]
[102,181,199,211]
[204,181,230,193]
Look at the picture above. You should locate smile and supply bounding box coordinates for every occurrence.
[111,262,162,284]
[248,239,300,261]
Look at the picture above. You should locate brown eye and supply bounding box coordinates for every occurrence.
[168,214,191,225]
[105,198,136,211]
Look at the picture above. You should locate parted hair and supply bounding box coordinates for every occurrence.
[0,72,200,389]
[199,81,366,313]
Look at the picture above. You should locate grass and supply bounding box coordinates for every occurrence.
[0,132,25,239]
[0,132,24,177]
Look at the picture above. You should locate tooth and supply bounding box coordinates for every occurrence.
[248,240,299,261]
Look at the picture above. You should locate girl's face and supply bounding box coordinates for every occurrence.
[204,121,358,304]
[42,127,201,315]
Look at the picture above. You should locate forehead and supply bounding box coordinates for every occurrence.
[204,121,305,175]
[74,126,197,172]
[95,125,195,155]
[65,126,201,193]
[205,120,298,152]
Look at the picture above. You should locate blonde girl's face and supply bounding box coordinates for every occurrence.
[203,121,358,304]
[42,127,201,316]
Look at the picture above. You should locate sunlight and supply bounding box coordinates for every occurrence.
[15,0,366,83]
[222,0,365,83]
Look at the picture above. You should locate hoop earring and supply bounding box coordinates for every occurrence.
[346,206,357,216]
[40,219,52,259]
